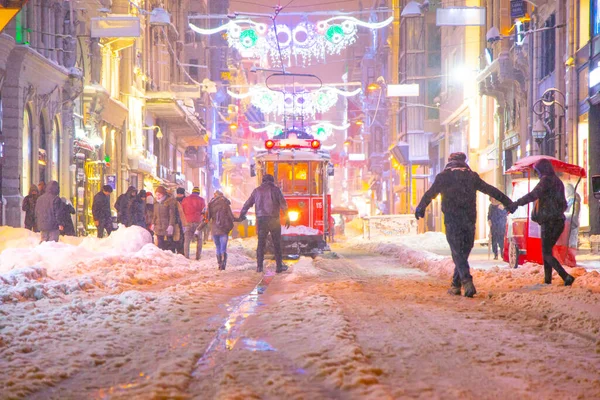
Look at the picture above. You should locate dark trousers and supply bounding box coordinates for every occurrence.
[491,229,505,257]
[257,216,283,268]
[445,222,475,287]
[97,219,114,238]
[541,219,569,283]
[157,235,175,252]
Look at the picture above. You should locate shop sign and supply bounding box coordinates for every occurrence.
[510,0,526,19]
[589,62,600,88]
[502,134,520,150]
[106,175,117,190]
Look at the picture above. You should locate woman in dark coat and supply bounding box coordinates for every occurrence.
[129,190,147,228]
[22,185,39,231]
[59,197,76,236]
[507,159,575,286]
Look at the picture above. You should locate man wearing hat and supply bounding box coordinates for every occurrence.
[415,152,512,297]
[181,187,206,259]
[239,174,290,273]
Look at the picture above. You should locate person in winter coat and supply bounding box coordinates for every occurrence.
[59,197,76,236]
[239,174,290,273]
[507,159,575,286]
[145,192,155,238]
[415,152,512,297]
[35,180,64,242]
[93,185,114,238]
[181,187,206,259]
[115,186,137,226]
[128,189,147,228]
[22,185,39,231]
[207,190,235,270]
[174,188,187,254]
[38,181,46,196]
[488,197,507,260]
[152,186,177,251]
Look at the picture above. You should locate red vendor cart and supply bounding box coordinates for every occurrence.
[502,155,586,268]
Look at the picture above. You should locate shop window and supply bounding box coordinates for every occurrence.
[39,115,47,182]
[593,0,600,37]
[580,0,590,48]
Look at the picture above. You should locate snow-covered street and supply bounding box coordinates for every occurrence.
[1,228,600,399]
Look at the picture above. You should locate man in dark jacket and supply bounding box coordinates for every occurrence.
[35,180,64,242]
[507,159,575,286]
[488,197,507,260]
[207,190,235,270]
[93,185,114,238]
[115,186,137,225]
[239,174,290,273]
[415,152,512,297]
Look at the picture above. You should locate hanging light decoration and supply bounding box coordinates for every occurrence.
[189,16,392,67]
[250,122,350,140]
[228,86,361,117]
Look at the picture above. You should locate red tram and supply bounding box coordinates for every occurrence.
[252,131,333,257]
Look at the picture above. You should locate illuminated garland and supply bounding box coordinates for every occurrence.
[249,122,350,140]
[228,86,361,117]
[189,16,393,66]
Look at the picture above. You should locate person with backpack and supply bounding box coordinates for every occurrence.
[506,159,575,286]
[207,190,235,270]
[35,180,64,242]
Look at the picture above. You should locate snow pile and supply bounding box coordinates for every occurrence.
[0,226,41,253]
[284,257,321,282]
[282,225,321,235]
[0,226,256,303]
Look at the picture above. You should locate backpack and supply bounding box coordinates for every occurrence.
[213,199,234,232]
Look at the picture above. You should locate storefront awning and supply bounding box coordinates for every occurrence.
[146,97,206,141]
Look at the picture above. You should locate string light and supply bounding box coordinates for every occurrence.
[189,16,392,66]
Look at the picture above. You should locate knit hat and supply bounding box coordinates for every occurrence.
[447,152,467,163]
[192,187,200,194]
[155,186,167,195]
[176,187,186,195]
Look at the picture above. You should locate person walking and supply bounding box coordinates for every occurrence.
[415,152,512,297]
[174,188,187,255]
[506,159,575,286]
[22,185,39,231]
[115,186,137,226]
[207,190,235,270]
[152,186,177,252]
[93,185,114,238]
[238,174,290,273]
[59,197,76,236]
[35,180,64,242]
[181,186,206,259]
[488,197,507,260]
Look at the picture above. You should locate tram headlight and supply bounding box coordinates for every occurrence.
[288,210,300,222]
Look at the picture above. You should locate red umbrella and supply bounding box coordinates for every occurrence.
[505,155,586,177]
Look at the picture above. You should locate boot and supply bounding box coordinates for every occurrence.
[256,263,263,273]
[217,254,223,270]
[463,281,477,298]
[564,275,575,286]
[276,264,289,273]
[221,253,227,270]
[447,285,461,296]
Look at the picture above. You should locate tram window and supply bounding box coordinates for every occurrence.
[277,162,294,194]
[311,162,323,195]
[265,162,275,177]
[292,162,309,194]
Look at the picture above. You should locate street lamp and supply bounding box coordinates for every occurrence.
[532,88,566,159]
[532,118,547,154]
